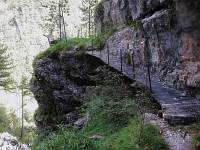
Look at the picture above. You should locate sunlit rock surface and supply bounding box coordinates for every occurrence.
[0,132,29,150]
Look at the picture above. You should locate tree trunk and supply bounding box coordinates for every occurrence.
[20,87,24,141]
[88,0,91,37]
[62,11,67,42]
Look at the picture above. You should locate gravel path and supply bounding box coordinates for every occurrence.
[144,113,194,150]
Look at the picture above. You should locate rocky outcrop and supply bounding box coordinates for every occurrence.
[31,51,104,138]
[95,0,200,97]
[0,132,29,150]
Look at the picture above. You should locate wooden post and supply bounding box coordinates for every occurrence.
[107,44,110,65]
[120,49,123,72]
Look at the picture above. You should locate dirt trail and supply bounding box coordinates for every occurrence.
[144,113,194,150]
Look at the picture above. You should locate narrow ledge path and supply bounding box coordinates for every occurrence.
[86,50,200,125]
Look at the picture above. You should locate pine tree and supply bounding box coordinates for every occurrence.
[80,0,98,37]
[0,43,13,91]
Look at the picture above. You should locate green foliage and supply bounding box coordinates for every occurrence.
[0,43,14,91]
[35,67,166,150]
[0,105,37,145]
[128,20,140,30]
[92,26,118,50]
[193,135,200,149]
[35,38,91,61]
[0,105,12,133]
[98,120,167,150]
[35,127,96,150]
[34,25,117,66]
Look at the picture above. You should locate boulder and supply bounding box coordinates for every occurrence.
[0,133,29,150]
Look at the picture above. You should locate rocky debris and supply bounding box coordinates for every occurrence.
[89,135,104,141]
[0,132,29,150]
[144,113,193,150]
[74,113,89,130]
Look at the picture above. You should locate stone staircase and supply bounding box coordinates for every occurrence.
[86,50,200,125]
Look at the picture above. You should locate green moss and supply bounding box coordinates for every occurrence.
[35,38,91,61]
[128,20,141,30]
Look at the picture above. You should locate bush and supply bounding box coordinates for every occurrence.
[36,128,96,150]
[193,135,200,149]
[98,120,167,150]
[84,67,137,129]
[92,26,118,50]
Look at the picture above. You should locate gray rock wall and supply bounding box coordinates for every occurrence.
[95,0,200,96]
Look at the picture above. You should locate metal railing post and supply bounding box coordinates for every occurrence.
[107,44,110,65]
[99,43,102,57]
[92,39,94,55]
[147,63,152,93]
[120,49,123,72]
[132,52,135,79]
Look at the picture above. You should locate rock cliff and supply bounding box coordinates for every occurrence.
[31,50,105,137]
[95,0,200,97]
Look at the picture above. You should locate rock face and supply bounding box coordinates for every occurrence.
[31,51,103,138]
[95,0,200,97]
[0,132,29,150]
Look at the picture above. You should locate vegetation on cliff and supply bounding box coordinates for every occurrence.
[35,67,167,150]
[34,25,117,63]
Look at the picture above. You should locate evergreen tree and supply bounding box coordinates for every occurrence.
[0,43,13,91]
[80,0,98,37]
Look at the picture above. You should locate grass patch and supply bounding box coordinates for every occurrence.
[34,25,117,66]
[98,120,167,150]
[35,38,91,60]
[193,135,200,149]
[35,67,167,150]
[35,128,96,150]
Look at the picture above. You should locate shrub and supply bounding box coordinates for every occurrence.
[193,135,200,149]
[36,128,96,150]
[92,26,118,50]
[98,120,168,150]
